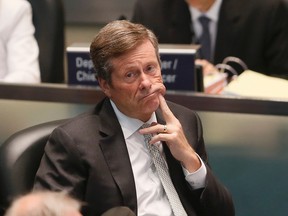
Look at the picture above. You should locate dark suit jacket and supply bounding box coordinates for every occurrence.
[34,98,234,216]
[132,0,288,78]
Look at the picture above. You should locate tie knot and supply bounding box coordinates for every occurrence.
[140,123,152,138]
[141,123,150,129]
[198,15,210,27]
[141,123,150,128]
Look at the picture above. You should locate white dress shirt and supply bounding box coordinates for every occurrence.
[189,0,223,58]
[0,0,40,83]
[111,100,207,216]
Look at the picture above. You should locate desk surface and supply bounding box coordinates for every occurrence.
[0,83,288,116]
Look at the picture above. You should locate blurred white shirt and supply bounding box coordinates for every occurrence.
[0,0,40,83]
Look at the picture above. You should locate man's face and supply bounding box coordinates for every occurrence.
[98,40,166,122]
[186,0,215,11]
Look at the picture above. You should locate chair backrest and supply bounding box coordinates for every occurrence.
[0,119,67,214]
[27,0,65,83]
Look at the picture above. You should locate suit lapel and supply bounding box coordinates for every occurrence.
[214,0,243,63]
[98,98,137,213]
[169,0,194,43]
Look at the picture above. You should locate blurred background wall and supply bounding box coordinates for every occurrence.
[64,0,136,46]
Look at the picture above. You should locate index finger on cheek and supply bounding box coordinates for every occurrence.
[158,94,174,121]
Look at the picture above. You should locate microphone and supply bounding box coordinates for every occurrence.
[101,206,135,216]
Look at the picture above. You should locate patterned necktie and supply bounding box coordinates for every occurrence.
[141,123,187,216]
[198,15,212,61]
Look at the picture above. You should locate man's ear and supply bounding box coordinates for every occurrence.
[98,78,112,97]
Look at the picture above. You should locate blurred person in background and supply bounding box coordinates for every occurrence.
[132,0,288,78]
[4,191,82,216]
[0,0,40,83]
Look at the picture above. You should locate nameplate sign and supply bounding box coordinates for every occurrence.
[67,44,199,91]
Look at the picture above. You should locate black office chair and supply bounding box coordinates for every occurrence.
[28,0,65,83]
[0,119,67,215]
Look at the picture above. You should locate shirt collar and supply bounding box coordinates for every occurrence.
[189,0,223,23]
[110,100,157,139]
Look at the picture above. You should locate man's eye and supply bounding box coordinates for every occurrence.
[126,72,135,78]
[146,65,155,72]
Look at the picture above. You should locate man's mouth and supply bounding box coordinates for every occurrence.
[141,91,158,100]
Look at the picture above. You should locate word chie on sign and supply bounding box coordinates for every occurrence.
[67,43,199,91]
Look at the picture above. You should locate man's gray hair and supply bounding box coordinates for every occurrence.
[90,20,160,84]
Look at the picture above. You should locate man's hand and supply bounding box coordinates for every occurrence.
[139,94,201,172]
[195,59,219,76]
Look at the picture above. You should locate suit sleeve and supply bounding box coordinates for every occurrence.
[262,0,288,77]
[33,127,87,200]
[171,103,234,216]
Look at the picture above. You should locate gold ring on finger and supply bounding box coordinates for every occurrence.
[163,124,167,133]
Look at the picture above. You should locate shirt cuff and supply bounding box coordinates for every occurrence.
[182,153,207,189]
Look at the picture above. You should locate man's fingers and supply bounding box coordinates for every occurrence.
[158,94,174,122]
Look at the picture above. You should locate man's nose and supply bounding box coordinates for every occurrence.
[139,72,152,89]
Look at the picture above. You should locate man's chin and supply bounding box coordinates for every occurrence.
[146,97,160,111]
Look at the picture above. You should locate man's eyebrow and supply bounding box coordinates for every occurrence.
[122,63,138,70]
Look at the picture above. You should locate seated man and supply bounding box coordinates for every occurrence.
[34,20,234,216]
